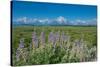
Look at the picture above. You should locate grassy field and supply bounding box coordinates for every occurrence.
[12,26,97,66]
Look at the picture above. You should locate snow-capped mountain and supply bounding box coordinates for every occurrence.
[13,16,97,26]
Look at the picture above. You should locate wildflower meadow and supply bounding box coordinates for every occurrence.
[12,26,97,66]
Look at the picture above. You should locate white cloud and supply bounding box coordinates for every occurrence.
[16,17,27,24]
[38,19,49,23]
[56,16,67,24]
[87,18,97,25]
[14,16,97,25]
[74,18,97,25]
[31,18,38,22]
[75,19,87,25]
[15,16,68,24]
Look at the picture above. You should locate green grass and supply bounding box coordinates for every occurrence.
[12,26,97,49]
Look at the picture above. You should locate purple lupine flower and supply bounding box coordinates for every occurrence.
[74,39,84,48]
[48,32,54,43]
[74,39,80,47]
[50,32,56,44]
[51,33,56,52]
[52,33,56,44]
[55,31,60,42]
[48,32,56,51]
[73,39,85,55]
[60,32,67,45]
[16,48,20,61]
[40,32,45,46]
[61,32,65,42]
[19,38,25,48]
[61,32,69,42]
[16,38,25,61]
[32,32,39,48]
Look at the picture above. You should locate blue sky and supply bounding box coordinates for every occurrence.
[12,1,97,25]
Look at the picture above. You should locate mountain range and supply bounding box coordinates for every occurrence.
[13,16,97,26]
